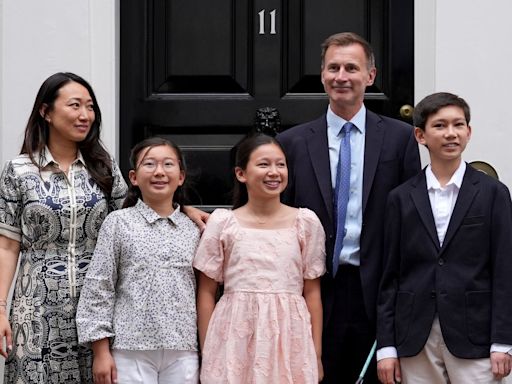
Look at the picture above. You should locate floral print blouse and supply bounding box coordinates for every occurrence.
[76,199,201,351]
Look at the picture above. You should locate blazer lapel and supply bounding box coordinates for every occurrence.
[440,165,479,253]
[363,111,384,213]
[410,171,440,250]
[306,117,334,223]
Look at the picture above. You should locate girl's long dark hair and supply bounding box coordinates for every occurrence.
[21,72,113,198]
[123,137,189,209]
[232,133,286,209]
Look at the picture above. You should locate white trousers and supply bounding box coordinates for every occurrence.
[112,349,199,384]
[400,317,503,384]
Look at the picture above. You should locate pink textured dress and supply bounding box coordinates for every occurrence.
[194,208,326,384]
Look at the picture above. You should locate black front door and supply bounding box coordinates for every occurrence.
[120,0,414,209]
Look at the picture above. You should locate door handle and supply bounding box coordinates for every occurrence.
[400,104,414,119]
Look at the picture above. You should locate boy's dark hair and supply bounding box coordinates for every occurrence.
[123,137,189,209]
[232,133,286,209]
[21,72,114,199]
[414,92,471,130]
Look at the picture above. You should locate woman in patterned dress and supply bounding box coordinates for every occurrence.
[77,137,201,384]
[0,72,128,383]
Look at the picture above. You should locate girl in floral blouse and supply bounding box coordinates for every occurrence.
[77,137,201,384]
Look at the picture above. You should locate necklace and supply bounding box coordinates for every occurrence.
[253,214,267,224]
[248,208,270,224]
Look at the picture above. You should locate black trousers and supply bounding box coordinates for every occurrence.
[321,265,379,384]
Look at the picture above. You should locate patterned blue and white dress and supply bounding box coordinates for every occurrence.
[0,149,127,383]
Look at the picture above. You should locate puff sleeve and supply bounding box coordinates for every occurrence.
[297,208,326,279]
[193,208,231,283]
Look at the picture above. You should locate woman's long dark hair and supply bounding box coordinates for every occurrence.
[20,72,113,198]
[123,137,189,209]
[232,133,286,209]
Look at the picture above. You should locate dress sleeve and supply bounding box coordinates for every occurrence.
[0,161,22,242]
[109,159,128,211]
[193,209,230,283]
[76,212,120,344]
[298,208,326,280]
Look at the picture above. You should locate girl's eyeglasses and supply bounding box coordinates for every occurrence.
[138,159,179,172]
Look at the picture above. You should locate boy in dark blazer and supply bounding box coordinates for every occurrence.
[376,92,512,383]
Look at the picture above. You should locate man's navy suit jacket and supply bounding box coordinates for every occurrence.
[277,110,421,325]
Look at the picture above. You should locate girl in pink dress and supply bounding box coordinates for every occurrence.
[194,134,326,383]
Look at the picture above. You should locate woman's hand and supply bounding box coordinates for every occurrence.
[0,234,20,359]
[0,311,12,358]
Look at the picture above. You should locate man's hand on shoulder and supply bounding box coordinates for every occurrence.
[183,205,209,231]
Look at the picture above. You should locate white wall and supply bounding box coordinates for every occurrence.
[0,0,119,166]
[0,0,118,380]
[415,0,512,187]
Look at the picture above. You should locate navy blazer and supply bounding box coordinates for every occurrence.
[377,165,512,358]
[277,110,421,325]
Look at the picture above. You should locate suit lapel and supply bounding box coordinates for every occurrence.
[363,111,384,212]
[306,117,334,223]
[440,165,479,253]
[410,171,441,250]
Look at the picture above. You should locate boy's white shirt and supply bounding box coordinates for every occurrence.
[377,161,511,361]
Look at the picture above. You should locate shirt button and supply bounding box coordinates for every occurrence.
[438,258,445,266]
[430,290,436,298]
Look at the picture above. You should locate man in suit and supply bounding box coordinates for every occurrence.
[276,32,421,383]
[376,92,512,383]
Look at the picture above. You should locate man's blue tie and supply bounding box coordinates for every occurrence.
[333,122,354,276]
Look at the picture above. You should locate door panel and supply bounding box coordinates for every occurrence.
[155,0,251,93]
[120,0,414,208]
